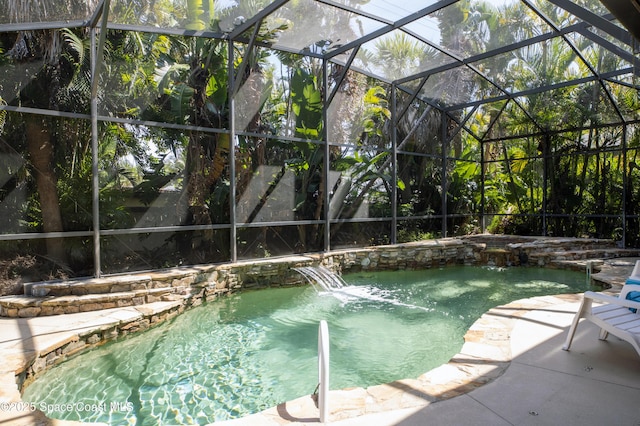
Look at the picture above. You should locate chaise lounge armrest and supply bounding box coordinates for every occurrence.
[582,291,640,312]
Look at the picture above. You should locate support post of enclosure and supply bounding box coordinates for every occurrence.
[90,0,110,277]
[441,110,448,238]
[228,39,237,263]
[391,84,397,244]
[91,28,100,278]
[622,123,627,248]
[318,320,330,423]
[322,59,331,252]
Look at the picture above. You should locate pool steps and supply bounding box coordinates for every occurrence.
[0,287,185,317]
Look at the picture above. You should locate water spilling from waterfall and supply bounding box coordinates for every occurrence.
[294,265,347,292]
[294,266,433,313]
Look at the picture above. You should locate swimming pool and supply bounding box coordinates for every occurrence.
[22,266,589,424]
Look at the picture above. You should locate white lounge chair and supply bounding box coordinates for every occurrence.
[562,260,640,356]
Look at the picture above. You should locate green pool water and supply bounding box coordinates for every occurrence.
[22,266,589,424]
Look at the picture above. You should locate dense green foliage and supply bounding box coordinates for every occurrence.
[0,0,638,278]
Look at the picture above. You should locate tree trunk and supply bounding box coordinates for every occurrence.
[26,115,67,264]
[184,133,214,227]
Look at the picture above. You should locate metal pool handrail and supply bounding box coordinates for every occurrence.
[318,320,330,423]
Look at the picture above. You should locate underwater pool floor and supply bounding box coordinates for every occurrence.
[1,259,639,426]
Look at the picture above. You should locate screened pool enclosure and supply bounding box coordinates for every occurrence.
[0,0,639,278]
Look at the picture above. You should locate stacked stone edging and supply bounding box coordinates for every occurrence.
[0,288,186,317]
[2,236,638,319]
[324,238,478,273]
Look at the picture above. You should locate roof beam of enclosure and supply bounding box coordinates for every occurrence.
[577,28,640,80]
[336,4,462,72]
[445,105,479,143]
[404,25,514,104]
[401,27,460,61]
[599,77,626,124]
[510,97,545,132]
[394,23,585,86]
[396,76,429,123]
[88,0,107,27]
[467,62,512,101]
[396,104,436,152]
[315,0,394,25]
[448,95,544,138]
[604,77,640,90]
[444,67,634,112]
[392,69,497,145]
[231,20,263,97]
[400,19,511,87]
[444,71,635,135]
[476,12,547,135]
[327,47,360,107]
[0,21,87,32]
[481,117,640,144]
[525,0,626,123]
[227,0,290,39]
[544,0,634,47]
[324,0,457,60]
[393,80,448,119]
[478,101,509,142]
